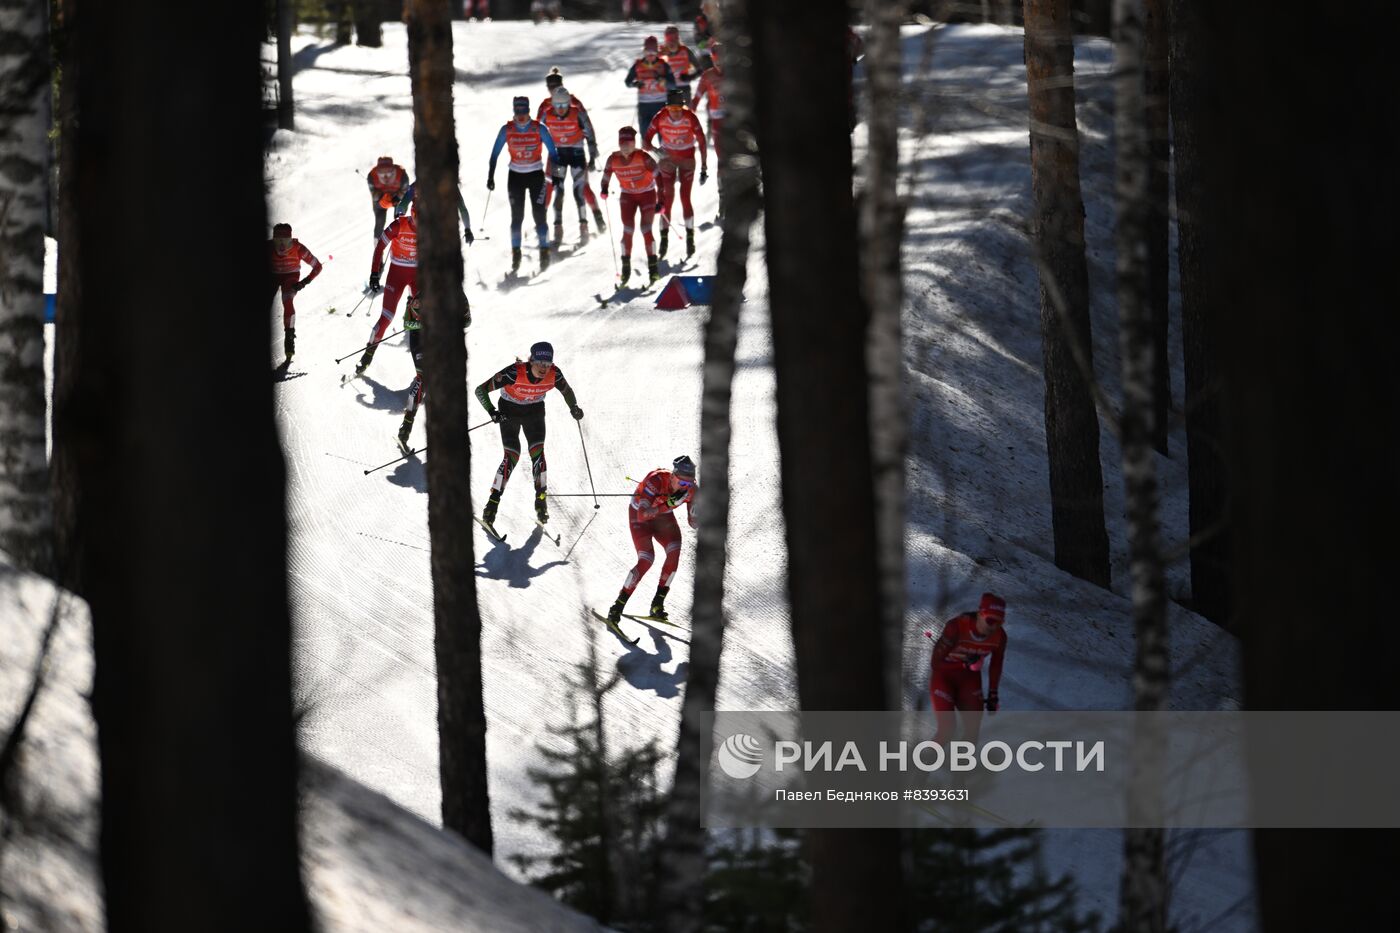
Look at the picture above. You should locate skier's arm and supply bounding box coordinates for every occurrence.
[685,482,699,529]
[456,187,472,229]
[631,478,665,522]
[298,244,323,286]
[487,125,509,180]
[642,119,659,152]
[929,618,962,667]
[475,366,515,415]
[685,48,703,81]
[581,112,599,160]
[662,61,677,89]
[987,631,1006,694]
[552,367,580,410]
[369,227,392,276]
[538,123,559,162]
[624,62,639,87]
[691,113,708,170]
[600,155,615,195]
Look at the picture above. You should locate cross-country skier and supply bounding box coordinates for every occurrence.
[395,294,472,454]
[538,69,606,235]
[600,126,661,285]
[268,223,322,363]
[466,0,490,20]
[488,96,559,274]
[531,0,562,23]
[643,87,707,258]
[367,155,410,242]
[693,41,726,164]
[622,0,649,24]
[659,24,704,93]
[926,593,1007,746]
[395,179,474,244]
[603,455,699,624]
[693,12,715,71]
[474,341,584,530]
[625,37,676,146]
[540,86,601,250]
[354,201,418,376]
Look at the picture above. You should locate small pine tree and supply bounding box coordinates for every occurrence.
[703,827,810,932]
[909,828,1101,933]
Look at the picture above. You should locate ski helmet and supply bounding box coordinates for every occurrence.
[979,592,1007,624]
[545,68,564,90]
[644,35,659,53]
[664,24,680,40]
[378,155,393,166]
[618,125,638,141]
[512,95,530,115]
[551,87,571,110]
[666,86,687,107]
[529,341,554,363]
[272,222,292,238]
[672,455,697,480]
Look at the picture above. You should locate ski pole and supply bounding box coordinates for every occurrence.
[601,193,619,282]
[547,492,633,497]
[478,189,493,232]
[577,420,600,509]
[362,419,495,476]
[334,328,403,364]
[341,289,372,317]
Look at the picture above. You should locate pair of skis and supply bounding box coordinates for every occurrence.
[588,608,686,646]
[473,515,561,548]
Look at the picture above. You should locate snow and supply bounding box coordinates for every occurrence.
[24,18,1254,930]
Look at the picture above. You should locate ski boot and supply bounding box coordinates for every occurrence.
[647,255,660,284]
[593,206,607,233]
[354,344,376,376]
[579,220,590,246]
[283,327,296,363]
[482,490,501,526]
[540,245,552,272]
[535,490,549,524]
[659,227,669,259]
[553,218,564,249]
[396,410,415,454]
[606,591,628,624]
[620,255,632,284]
[685,228,695,258]
[511,246,522,274]
[649,586,670,623]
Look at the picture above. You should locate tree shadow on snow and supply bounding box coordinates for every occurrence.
[475,524,568,588]
[616,627,688,699]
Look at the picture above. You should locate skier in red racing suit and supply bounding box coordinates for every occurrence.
[603,455,699,625]
[927,592,1007,746]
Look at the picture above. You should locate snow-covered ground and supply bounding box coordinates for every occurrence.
[31,19,1247,929]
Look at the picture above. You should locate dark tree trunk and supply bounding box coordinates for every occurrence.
[656,1,762,928]
[51,0,84,592]
[1212,3,1400,929]
[1144,0,1169,453]
[327,1,354,45]
[1023,0,1111,589]
[752,2,903,931]
[276,0,294,130]
[1110,2,1168,930]
[406,0,493,855]
[72,3,310,930]
[355,3,383,47]
[1168,0,1229,626]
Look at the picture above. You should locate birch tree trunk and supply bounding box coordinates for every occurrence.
[863,0,908,712]
[657,2,762,927]
[406,0,494,855]
[73,2,311,928]
[1111,1,1168,929]
[752,1,903,929]
[0,0,53,574]
[276,0,295,130]
[1023,0,1111,589]
[1144,0,1169,453]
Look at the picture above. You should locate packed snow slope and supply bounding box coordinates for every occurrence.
[263,20,1249,929]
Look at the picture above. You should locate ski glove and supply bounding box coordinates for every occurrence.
[486,177,496,191]
[665,491,687,509]
[699,168,709,186]
[600,187,610,199]
[489,409,503,423]
[368,272,382,291]
[985,692,999,714]
[588,154,598,171]
[570,405,584,420]
[464,227,475,245]
[294,278,309,292]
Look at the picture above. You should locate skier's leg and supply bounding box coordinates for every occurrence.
[656,155,677,220]
[491,416,522,494]
[570,163,587,218]
[654,513,682,587]
[619,193,637,257]
[528,171,550,250]
[621,520,657,596]
[677,156,696,226]
[639,197,657,256]
[507,172,526,248]
[524,409,549,520]
[372,198,387,241]
[370,264,408,344]
[930,670,958,746]
[955,670,985,744]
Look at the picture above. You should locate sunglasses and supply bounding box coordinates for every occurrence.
[273,237,292,249]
